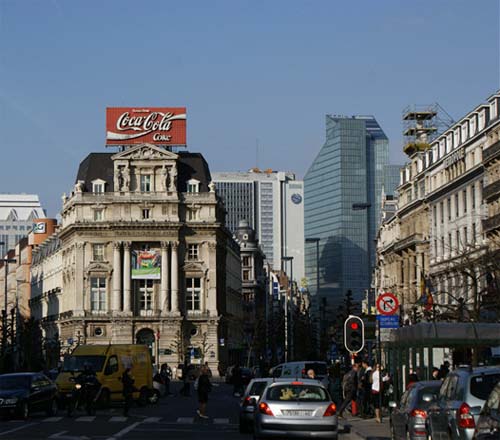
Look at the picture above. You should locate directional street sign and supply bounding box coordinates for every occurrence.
[376,292,399,316]
[377,314,400,329]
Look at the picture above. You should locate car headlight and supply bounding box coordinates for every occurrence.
[3,398,18,405]
[75,384,82,390]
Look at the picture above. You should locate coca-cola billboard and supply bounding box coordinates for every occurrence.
[106,107,187,146]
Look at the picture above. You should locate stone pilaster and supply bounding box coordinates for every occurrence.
[160,241,169,313]
[170,241,179,314]
[123,242,131,313]
[112,241,122,312]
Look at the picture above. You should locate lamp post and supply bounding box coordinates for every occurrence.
[281,256,294,363]
[1,242,17,357]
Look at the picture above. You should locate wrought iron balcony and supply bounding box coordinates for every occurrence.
[482,212,500,233]
[483,179,500,202]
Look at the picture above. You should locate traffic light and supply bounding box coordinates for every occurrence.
[344,315,364,353]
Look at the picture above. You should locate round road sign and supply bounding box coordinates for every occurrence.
[376,292,399,316]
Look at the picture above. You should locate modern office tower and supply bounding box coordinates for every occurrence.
[0,194,46,256]
[304,115,398,310]
[212,170,305,282]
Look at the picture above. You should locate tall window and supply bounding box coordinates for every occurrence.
[447,198,451,221]
[472,223,476,243]
[433,206,437,228]
[91,277,106,311]
[464,227,468,245]
[139,280,154,310]
[243,270,250,281]
[93,244,105,262]
[456,230,460,250]
[142,209,151,219]
[187,208,198,221]
[186,278,201,311]
[463,189,467,214]
[92,182,104,194]
[187,244,199,260]
[441,237,445,255]
[94,209,104,221]
[187,179,200,193]
[448,233,452,253]
[440,202,444,224]
[140,175,151,192]
[455,193,459,217]
[242,256,250,267]
[471,184,476,209]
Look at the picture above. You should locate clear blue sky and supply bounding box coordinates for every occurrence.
[1,0,499,216]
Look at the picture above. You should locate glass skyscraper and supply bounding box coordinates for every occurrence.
[304,115,398,310]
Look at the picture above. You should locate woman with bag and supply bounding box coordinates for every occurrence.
[196,365,212,419]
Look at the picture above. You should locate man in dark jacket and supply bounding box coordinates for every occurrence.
[196,366,212,419]
[121,367,135,416]
[338,363,359,418]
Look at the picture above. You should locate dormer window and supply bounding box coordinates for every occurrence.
[187,179,200,193]
[92,179,106,194]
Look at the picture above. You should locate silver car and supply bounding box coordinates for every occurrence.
[253,378,338,439]
[239,378,273,433]
[389,380,442,440]
[427,366,500,440]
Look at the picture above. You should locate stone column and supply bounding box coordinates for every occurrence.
[160,242,169,313]
[74,242,85,317]
[170,241,179,313]
[123,242,131,313]
[207,242,218,314]
[112,242,122,312]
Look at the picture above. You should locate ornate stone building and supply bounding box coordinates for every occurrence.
[32,143,242,372]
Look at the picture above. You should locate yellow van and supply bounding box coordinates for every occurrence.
[56,344,153,406]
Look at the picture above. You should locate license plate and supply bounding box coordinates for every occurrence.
[282,410,313,416]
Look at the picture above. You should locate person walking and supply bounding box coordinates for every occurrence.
[232,364,243,397]
[121,367,135,417]
[196,365,212,419]
[361,360,373,418]
[371,363,382,423]
[338,363,359,419]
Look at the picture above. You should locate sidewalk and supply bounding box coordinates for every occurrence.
[340,415,391,440]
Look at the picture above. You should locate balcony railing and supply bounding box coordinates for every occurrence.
[482,212,500,233]
[483,140,500,163]
[394,233,423,252]
[483,179,500,201]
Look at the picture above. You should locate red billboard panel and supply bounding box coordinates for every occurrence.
[106,107,186,146]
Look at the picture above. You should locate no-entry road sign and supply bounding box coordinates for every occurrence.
[376,292,399,316]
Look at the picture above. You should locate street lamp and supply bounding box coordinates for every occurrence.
[281,256,294,362]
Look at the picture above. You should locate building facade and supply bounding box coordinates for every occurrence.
[304,115,399,313]
[30,143,243,372]
[212,169,305,282]
[0,194,46,256]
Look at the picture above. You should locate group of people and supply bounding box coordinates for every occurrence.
[329,360,391,423]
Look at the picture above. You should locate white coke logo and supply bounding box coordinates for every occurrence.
[116,111,173,132]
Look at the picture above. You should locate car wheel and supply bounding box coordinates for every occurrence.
[98,389,111,409]
[149,389,160,405]
[19,401,29,420]
[46,398,58,416]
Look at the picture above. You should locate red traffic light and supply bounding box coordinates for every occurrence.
[350,322,359,330]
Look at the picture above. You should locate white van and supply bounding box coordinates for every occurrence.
[270,361,329,388]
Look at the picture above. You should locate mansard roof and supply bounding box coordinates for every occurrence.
[75,148,212,193]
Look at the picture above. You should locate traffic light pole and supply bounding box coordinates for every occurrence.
[377,317,383,422]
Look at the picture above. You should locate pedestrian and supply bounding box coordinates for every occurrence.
[432,367,439,380]
[371,363,382,423]
[306,369,316,379]
[361,360,373,418]
[196,365,212,419]
[180,362,191,397]
[338,363,359,419]
[160,363,171,395]
[437,361,450,380]
[121,367,135,416]
[232,364,243,397]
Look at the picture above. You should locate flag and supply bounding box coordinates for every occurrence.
[418,271,434,311]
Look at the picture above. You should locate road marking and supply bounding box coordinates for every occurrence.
[48,432,90,440]
[106,422,141,440]
[44,417,64,422]
[143,417,162,423]
[75,416,96,422]
[109,416,128,422]
[177,417,194,424]
[213,418,229,424]
[0,422,39,436]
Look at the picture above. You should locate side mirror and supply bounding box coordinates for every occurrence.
[422,393,435,403]
[389,401,397,409]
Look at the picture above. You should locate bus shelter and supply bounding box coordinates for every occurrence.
[383,322,500,398]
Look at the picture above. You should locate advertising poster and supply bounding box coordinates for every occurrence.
[132,249,161,279]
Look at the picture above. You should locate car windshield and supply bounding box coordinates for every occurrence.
[248,381,269,397]
[266,384,329,402]
[417,385,441,403]
[470,374,500,400]
[0,375,30,390]
[62,355,106,372]
[304,363,327,376]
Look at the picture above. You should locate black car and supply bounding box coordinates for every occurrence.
[474,381,500,440]
[0,372,59,419]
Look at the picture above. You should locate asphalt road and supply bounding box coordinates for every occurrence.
[0,381,356,440]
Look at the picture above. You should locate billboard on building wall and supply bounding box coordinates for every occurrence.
[132,249,161,279]
[106,107,187,146]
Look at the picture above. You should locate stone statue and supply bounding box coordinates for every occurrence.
[208,181,216,193]
[169,166,177,191]
[74,181,84,193]
[123,164,130,191]
[61,193,68,203]
[117,166,124,191]
[162,166,170,192]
